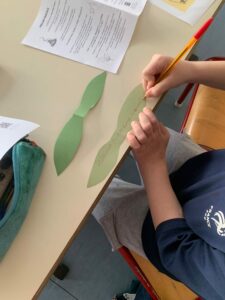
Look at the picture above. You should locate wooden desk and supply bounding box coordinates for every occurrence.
[0,1,223,299]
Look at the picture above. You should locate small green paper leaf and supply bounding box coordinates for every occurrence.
[87,84,145,187]
[76,71,107,116]
[54,72,107,175]
[54,115,83,175]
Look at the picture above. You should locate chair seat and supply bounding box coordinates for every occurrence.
[183,85,225,150]
[130,250,198,300]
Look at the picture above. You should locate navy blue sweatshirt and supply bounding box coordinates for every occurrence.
[142,149,225,300]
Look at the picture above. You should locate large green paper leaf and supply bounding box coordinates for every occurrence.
[54,71,107,175]
[87,84,145,187]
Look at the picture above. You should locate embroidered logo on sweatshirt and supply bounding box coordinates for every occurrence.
[205,206,225,236]
[211,211,225,237]
[204,205,214,228]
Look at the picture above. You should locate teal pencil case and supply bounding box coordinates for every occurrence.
[0,140,46,260]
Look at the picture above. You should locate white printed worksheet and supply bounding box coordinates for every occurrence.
[22,0,147,73]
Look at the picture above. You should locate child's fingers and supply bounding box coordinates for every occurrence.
[126,131,141,149]
[159,122,169,137]
[142,78,148,91]
[147,81,155,90]
[131,121,147,144]
[145,78,173,98]
[142,54,162,82]
[142,71,155,88]
[139,112,152,135]
[142,78,155,93]
[143,107,157,121]
[143,107,159,133]
[142,55,174,97]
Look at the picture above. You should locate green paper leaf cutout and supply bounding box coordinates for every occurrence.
[87,84,145,187]
[75,71,107,117]
[54,71,107,175]
[54,115,83,175]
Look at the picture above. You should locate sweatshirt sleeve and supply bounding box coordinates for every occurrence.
[156,218,225,300]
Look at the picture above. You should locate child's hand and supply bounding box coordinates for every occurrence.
[142,54,193,97]
[127,107,169,167]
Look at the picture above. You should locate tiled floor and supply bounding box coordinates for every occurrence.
[39,215,136,300]
[38,4,225,300]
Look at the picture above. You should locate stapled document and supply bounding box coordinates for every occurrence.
[22,0,147,73]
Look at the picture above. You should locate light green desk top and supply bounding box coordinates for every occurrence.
[0,0,223,299]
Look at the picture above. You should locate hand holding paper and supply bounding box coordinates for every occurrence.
[87,84,145,187]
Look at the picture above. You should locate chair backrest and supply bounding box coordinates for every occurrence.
[180,57,225,150]
[182,84,225,150]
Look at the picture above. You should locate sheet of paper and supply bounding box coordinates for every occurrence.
[149,0,216,25]
[94,0,147,16]
[0,116,39,160]
[22,0,145,73]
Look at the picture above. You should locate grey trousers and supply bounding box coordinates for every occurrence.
[92,128,206,258]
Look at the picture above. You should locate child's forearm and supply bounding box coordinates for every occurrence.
[139,160,183,229]
[189,61,225,90]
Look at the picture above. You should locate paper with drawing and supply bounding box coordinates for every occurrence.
[149,0,216,24]
[22,0,147,73]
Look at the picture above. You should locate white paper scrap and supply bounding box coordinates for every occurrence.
[0,116,39,160]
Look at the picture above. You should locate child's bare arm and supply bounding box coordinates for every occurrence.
[127,108,183,228]
[143,54,225,97]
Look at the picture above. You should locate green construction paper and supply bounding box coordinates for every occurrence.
[76,72,107,116]
[87,84,145,187]
[54,115,83,175]
[54,71,107,175]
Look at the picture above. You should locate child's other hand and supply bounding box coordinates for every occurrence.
[142,54,193,98]
[127,108,169,167]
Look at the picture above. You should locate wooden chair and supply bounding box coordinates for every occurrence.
[118,246,199,300]
[179,58,225,149]
[119,57,225,300]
